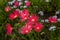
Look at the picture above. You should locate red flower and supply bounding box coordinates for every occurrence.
[33,23,44,32]
[19,24,32,34]
[25,1,31,6]
[14,1,19,7]
[9,10,19,20]
[48,16,57,23]
[6,23,13,35]
[5,6,11,12]
[29,15,39,24]
[20,9,29,18]
[20,9,29,21]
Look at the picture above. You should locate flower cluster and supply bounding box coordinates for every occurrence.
[5,9,58,35]
[8,0,31,8]
[5,0,58,35]
[5,0,31,12]
[18,9,44,34]
[6,9,58,35]
[19,22,44,34]
[6,9,44,35]
[5,0,31,35]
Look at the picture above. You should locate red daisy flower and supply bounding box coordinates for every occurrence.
[33,23,44,32]
[6,23,13,35]
[48,16,57,23]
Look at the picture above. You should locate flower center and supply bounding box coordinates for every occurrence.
[14,15,17,18]
[24,17,27,19]
[26,30,28,33]
[37,27,39,29]
[32,19,35,21]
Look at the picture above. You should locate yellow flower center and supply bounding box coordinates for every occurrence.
[26,30,28,33]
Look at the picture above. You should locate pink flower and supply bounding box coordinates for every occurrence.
[33,23,44,32]
[29,15,39,24]
[6,23,13,35]
[5,6,11,12]
[20,9,29,21]
[9,10,19,20]
[19,24,32,34]
[20,9,29,18]
[23,9,29,16]
[48,16,57,23]
[25,1,31,6]
[14,1,19,7]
